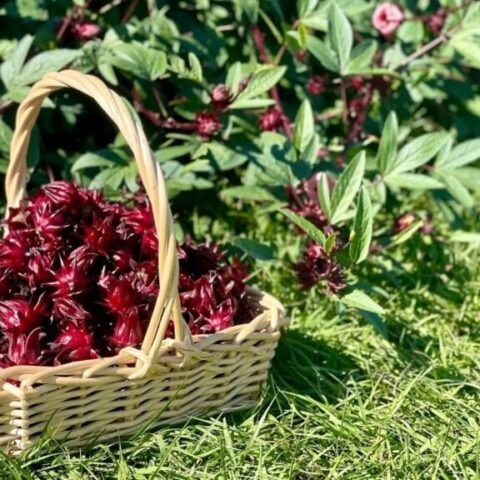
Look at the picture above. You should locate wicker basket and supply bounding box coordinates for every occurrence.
[0,70,287,455]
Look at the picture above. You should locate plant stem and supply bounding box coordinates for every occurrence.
[251,25,292,139]
[339,77,349,132]
[56,5,79,41]
[397,24,462,69]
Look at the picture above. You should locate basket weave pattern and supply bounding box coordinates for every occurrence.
[0,70,287,455]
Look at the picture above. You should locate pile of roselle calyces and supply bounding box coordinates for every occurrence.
[0,181,254,368]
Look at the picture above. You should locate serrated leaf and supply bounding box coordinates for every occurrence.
[0,35,33,90]
[328,2,353,74]
[341,290,384,315]
[234,238,275,261]
[349,188,372,264]
[293,100,314,153]
[390,132,449,174]
[18,49,81,86]
[377,112,398,175]
[330,152,365,224]
[385,173,444,190]
[229,66,286,109]
[280,208,326,246]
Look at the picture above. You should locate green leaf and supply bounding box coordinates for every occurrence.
[317,173,331,219]
[280,208,326,246]
[304,35,339,73]
[390,132,449,174]
[341,290,384,315]
[229,66,286,109]
[349,188,372,264]
[0,35,33,90]
[220,185,275,201]
[188,52,203,82]
[227,98,275,110]
[300,134,320,165]
[377,112,398,175]
[226,62,242,93]
[440,139,480,170]
[328,2,353,74]
[111,44,166,81]
[293,100,314,153]
[72,153,117,172]
[330,152,365,224]
[434,135,454,168]
[297,0,319,17]
[385,173,444,190]
[347,40,377,73]
[450,231,480,243]
[156,145,194,163]
[233,238,275,261]
[325,232,337,255]
[17,49,81,86]
[439,172,475,208]
[391,220,423,246]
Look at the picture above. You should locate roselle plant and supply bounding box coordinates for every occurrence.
[0,181,253,368]
[0,0,479,332]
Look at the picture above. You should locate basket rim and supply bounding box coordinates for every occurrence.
[0,288,287,390]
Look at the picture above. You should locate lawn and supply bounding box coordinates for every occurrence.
[2,223,480,479]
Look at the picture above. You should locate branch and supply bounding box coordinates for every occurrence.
[397,24,462,69]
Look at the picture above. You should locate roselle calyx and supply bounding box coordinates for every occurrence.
[0,181,253,368]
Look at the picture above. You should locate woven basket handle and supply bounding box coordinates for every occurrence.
[5,70,186,370]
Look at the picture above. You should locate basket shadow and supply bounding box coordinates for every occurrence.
[270,329,364,405]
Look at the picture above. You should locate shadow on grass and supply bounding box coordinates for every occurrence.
[270,329,364,405]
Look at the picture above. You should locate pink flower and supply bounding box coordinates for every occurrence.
[306,76,327,95]
[258,107,284,132]
[372,3,404,37]
[210,84,232,110]
[71,22,101,42]
[195,112,222,139]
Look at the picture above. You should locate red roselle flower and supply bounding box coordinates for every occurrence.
[0,181,253,367]
[195,112,222,139]
[210,84,232,110]
[71,22,101,42]
[393,213,416,234]
[306,76,328,95]
[258,107,284,132]
[372,3,404,38]
[294,242,347,294]
[426,8,447,35]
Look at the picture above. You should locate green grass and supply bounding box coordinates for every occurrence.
[3,237,480,479]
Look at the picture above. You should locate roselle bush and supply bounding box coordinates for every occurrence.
[0,0,480,327]
[0,181,253,368]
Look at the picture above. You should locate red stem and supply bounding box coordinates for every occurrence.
[251,25,292,139]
